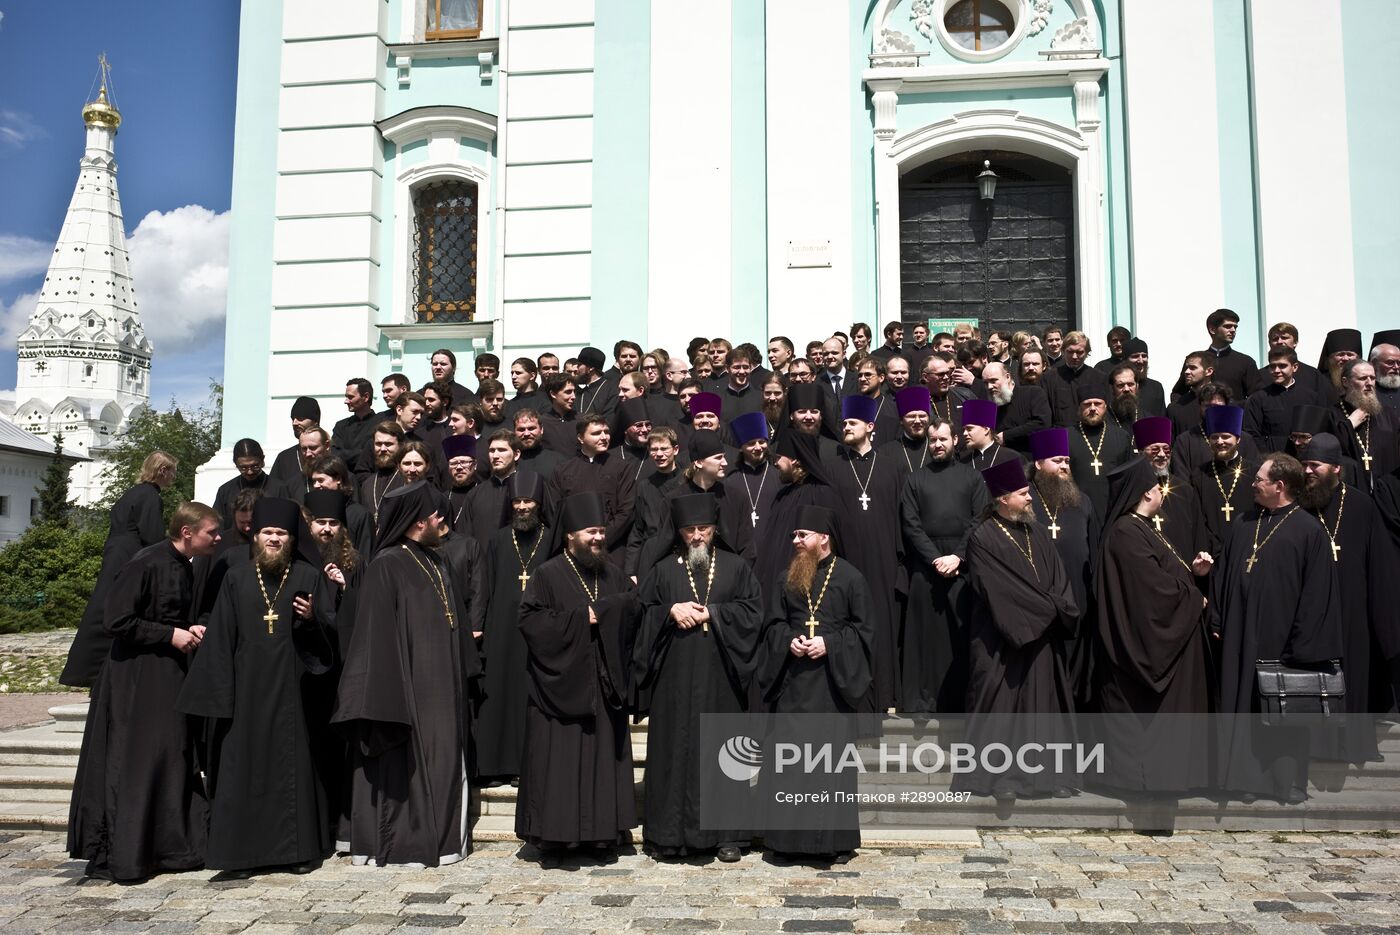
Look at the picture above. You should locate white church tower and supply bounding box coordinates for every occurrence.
[7,58,152,506]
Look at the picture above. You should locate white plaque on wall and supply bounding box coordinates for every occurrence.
[787,239,832,269]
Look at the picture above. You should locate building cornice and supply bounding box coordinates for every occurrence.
[863,57,1107,95]
[377,105,497,146]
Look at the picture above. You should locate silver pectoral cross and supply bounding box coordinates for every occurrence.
[858,492,871,511]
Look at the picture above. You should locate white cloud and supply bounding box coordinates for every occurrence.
[0,233,52,282]
[125,205,230,354]
[0,286,40,344]
[0,108,44,149]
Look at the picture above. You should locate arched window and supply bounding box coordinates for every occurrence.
[84,364,94,378]
[412,179,478,323]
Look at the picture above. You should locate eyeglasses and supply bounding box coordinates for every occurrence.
[792,530,819,540]
[641,364,658,371]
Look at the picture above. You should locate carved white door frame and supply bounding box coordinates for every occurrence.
[870,89,1108,341]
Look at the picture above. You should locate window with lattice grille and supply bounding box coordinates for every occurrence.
[412,179,478,323]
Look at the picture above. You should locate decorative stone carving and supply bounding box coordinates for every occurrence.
[1073,79,1100,130]
[1050,16,1096,51]
[909,0,936,40]
[871,28,925,68]
[1027,0,1053,36]
[871,85,901,142]
[877,27,917,53]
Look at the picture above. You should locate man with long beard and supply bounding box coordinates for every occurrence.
[758,504,873,862]
[1026,428,1097,702]
[1336,359,1399,492]
[476,473,552,784]
[954,460,1079,802]
[983,361,1050,456]
[632,494,763,862]
[68,502,222,882]
[1123,338,1167,416]
[516,492,640,867]
[1370,340,1400,412]
[1300,434,1400,761]
[358,421,406,526]
[1134,417,1210,568]
[333,482,483,867]
[178,497,337,877]
[1105,364,1143,435]
[1067,385,1132,520]
[899,419,987,713]
[879,386,932,480]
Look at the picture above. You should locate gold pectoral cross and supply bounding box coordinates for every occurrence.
[1152,514,1164,532]
[1330,541,1341,562]
[805,616,819,639]
[1221,502,1234,522]
[1090,458,1103,475]
[264,610,278,635]
[518,571,530,591]
[1246,554,1257,574]
[1047,520,1060,539]
[1363,452,1374,471]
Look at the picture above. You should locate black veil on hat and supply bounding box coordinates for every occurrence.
[374,481,440,554]
[290,395,321,422]
[688,428,725,462]
[1371,330,1400,351]
[1102,456,1158,536]
[1300,432,1344,466]
[669,492,740,555]
[497,469,547,527]
[1317,328,1363,371]
[251,496,323,568]
[772,429,834,487]
[618,397,650,430]
[793,504,842,557]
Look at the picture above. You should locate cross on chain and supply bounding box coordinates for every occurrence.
[518,571,531,591]
[1221,502,1234,522]
[751,510,759,527]
[1363,452,1374,471]
[1330,541,1341,562]
[263,610,278,634]
[1152,514,1164,532]
[805,616,819,639]
[1245,554,1256,573]
[1090,458,1103,475]
[1047,520,1060,539]
[858,492,871,511]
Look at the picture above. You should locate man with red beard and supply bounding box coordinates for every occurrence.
[517,492,640,867]
[1335,359,1398,492]
[757,504,872,862]
[178,497,337,877]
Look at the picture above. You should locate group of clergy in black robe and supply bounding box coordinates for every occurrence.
[58,321,1400,879]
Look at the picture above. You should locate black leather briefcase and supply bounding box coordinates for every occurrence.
[1255,659,1345,726]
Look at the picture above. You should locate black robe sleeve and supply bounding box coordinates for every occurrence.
[966,521,1079,650]
[103,560,176,648]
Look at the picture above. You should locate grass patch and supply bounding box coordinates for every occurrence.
[0,655,81,694]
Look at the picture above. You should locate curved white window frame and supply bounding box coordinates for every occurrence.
[381,107,497,327]
[934,0,1028,63]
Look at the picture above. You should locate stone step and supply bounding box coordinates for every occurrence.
[49,703,89,734]
[0,725,82,768]
[0,765,77,803]
[0,801,68,832]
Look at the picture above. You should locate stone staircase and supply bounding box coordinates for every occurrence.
[6,705,1399,841]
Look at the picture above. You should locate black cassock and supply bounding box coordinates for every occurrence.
[722,461,780,550]
[1211,506,1341,798]
[465,473,513,547]
[516,555,639,848]
[757,554,873,855]
[826,446,905,710]
[475,523,552,779]
[632,550,763,854]
[67,541,207,882]
[878,433,930,484]
[1067,422,1132,520]
[633,478,753,577]
[1092,515,1212,794]
[899,459,986,713]
[953,516,1080,797]
[61,481,165,688]
[332,542,483,866]
[1309,485,1400,761]
[177,559,337,871]
[1029,485,1099,704]
[545,453,638,568]
[1154,476,1209,567]
[1170,427,1262,478]
[752,480,840,615]
[1190,455,1259,555]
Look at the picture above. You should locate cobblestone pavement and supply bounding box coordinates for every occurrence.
[3,829,1399,934]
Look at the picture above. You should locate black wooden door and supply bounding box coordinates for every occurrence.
[899,181,1075,337]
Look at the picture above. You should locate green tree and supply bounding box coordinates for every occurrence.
[0,518,107,633]
[37,433,72,527]
[99,382,223,518]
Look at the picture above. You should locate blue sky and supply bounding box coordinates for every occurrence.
[0,1,239,409]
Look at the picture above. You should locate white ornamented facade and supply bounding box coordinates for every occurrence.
[199,0,1399,501]
[0,76,152,507]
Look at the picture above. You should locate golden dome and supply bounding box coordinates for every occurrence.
[83,85,121,130]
